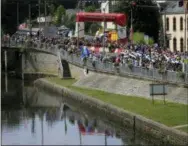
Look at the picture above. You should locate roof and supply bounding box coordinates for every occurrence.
[161,1,185,14]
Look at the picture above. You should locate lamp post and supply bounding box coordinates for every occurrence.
[38,0,41,30]
[102,1,109,54]
[28,3,32,38]
[130,7,133,44]
[164,10,167,49]
[17,2,19,28]
[38,0,41,44]
[44,0,47,27]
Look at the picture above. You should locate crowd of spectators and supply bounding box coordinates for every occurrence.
[2,32,188,72]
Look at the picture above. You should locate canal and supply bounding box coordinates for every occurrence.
[1,74,162,145]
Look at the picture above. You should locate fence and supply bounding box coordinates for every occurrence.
[2,40,188,85]
[60,50,188,85]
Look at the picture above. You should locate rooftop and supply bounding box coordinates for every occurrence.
[161,1,185,14]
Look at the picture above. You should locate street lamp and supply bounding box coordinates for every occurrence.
[17,2,19,28]
[130,1,137,44]
[44,0,47,27]
[102,1,109,54]
[28,3,32,38]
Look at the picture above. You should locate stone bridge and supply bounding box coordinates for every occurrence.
[2,44,188,104]
[1,44,188,86]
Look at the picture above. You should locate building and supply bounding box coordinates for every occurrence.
[100,0,117,30]
[161,0,188,52]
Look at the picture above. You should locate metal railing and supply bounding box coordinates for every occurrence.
[60,50,188,85]
[2,40,188,85]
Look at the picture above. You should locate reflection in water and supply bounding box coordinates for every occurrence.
[1,76,162,145]
[2,106,125,145]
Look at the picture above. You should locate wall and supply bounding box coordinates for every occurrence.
[34,79,188,146]
[68,62,188,104]
[162,13,188,51]
[24,51,59,75]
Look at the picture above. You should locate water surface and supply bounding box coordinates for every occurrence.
[1,75,161,145]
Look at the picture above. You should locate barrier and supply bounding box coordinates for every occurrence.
[2,40,188,85]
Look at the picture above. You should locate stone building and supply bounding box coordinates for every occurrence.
[161,0,188,52]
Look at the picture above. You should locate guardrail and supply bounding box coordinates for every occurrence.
[60,50,188,86]
[2,40,188,85]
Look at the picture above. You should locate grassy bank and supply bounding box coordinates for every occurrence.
[46,77,188,130]
[177,126,188,133]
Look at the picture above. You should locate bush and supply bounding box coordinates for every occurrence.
[133,32,154,45]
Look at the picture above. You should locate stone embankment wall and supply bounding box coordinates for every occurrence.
[24,52,59,75]
[68,63,188,104]
[34,79,188,145]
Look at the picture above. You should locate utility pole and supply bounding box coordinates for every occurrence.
[130,8,133,44]
[164,10,166,49]
[17,2,19,29]
[38,0,41,42]
[39,0,41,29]
[44,0,47,27]
[29,3,32,37]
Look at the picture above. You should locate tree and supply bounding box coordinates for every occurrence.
[114,0,160,42]
[49,4,56,17]
[84,5,97,34]
[1,0,77,34]
[54,5,66,26]
[133,32,154,45]
[63,14,76,30]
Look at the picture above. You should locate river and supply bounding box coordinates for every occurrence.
[1,74,162,145]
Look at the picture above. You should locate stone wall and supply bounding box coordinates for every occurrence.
[67,62,188,104]
[24,51,59,75]
[34,79,188,145]
[73,71,188,104]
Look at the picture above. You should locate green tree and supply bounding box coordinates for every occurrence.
[63,14,76,30]
[49,4,56,17]
[84,5,96,12]
[133,32,154,45]
[54,5,66,26]
[114,0,160,42]
[84,5,97,34]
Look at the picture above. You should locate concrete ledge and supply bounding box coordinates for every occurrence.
[34,78,188,145]
[24,72,57,80]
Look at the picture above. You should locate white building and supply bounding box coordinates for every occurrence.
[100,0,116,30]
[161,1,188,52]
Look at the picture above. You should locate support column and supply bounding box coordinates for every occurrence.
[5,72,8,93]
[4,50,7,72]
[21,53,25,80]
[16,52,25,80]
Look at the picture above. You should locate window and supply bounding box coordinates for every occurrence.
[173,17,176,31]
[180,17,183,30]
[180,38,184,52]
[166,17,169,31]
[173,37,177,51]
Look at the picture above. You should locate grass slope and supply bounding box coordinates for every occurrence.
[46,77,188,129]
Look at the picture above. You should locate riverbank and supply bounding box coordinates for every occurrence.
[34,78,188,145]
[45,77,188,128]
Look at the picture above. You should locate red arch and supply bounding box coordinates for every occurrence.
[76,12,127,26]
